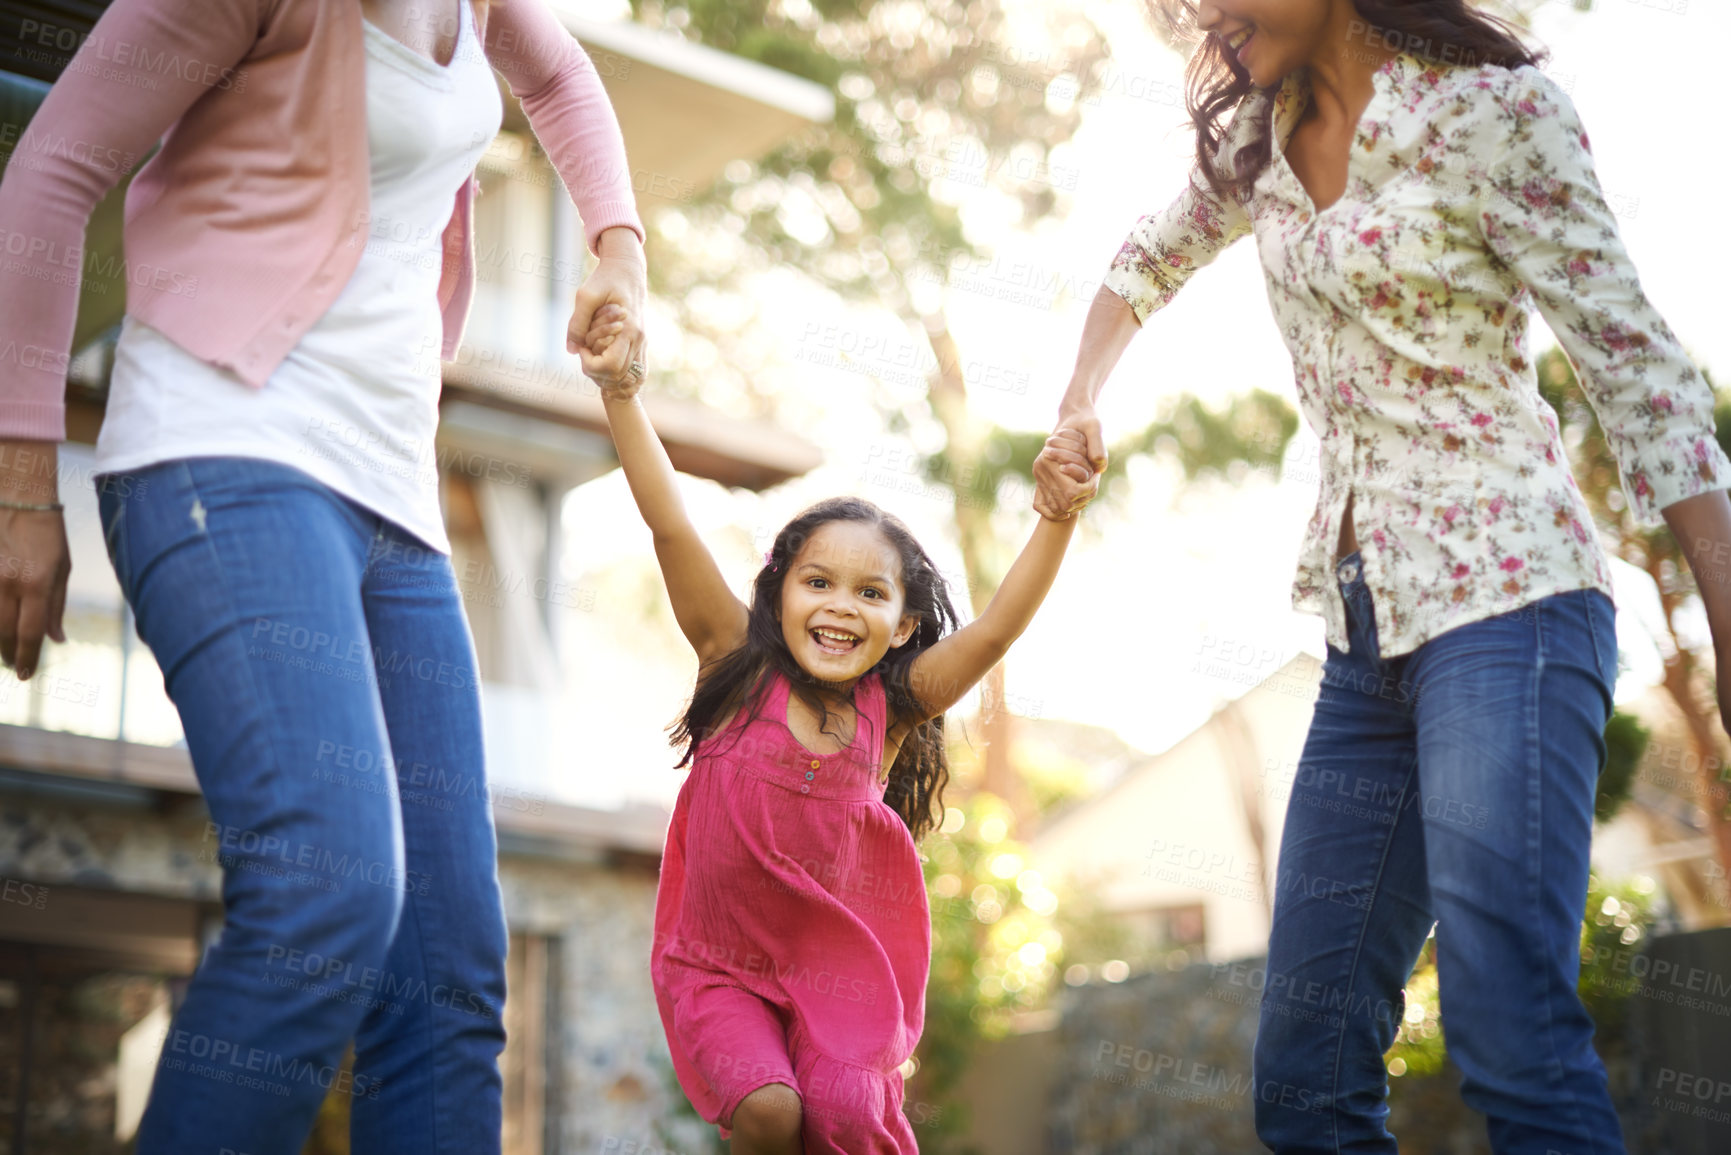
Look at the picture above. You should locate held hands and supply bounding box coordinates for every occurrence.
[568,227,647,399]
[578,303,643,400]
[1033,411,1107,521]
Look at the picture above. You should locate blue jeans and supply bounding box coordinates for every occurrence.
[96,457,507,1155]
[1253,551,1623,1154]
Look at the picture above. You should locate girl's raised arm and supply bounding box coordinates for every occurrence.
[902,502,1078,725]
[600,392,748,666]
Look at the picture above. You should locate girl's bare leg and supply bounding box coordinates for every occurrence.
[728,1084,804,1155]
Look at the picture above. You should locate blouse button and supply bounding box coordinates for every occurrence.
[810,759,821,769]
[805,771,815,780]
[801,785,810,794]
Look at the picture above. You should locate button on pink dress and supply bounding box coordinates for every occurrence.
[652,670,930,1152]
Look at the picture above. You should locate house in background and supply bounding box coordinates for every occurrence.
[1029,648,1731,973]
[1032,653,1323,968]
[0,4,830,1152]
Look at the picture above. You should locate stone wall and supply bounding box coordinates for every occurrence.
[1044,955,1655,1155]
[499,855,712,1155]
[0,794,224,899]
[1046,962,1264,1153]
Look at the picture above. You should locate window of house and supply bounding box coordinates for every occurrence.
[0,887,205,1154]
[1121,902,1208,965]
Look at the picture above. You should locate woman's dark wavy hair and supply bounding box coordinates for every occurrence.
[670,497,961,841]
[1154,1,1542,204]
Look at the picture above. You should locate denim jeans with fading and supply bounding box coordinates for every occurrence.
[1253,550,1624,1154]
[97,456,507,1155]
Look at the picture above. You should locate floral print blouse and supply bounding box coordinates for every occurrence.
[1104,52,1730,658]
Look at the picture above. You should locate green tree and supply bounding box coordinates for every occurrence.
[918,790,1053,1153]
[629,0,1111,407]
[1387,872,1660,1079]
[1537,345,1731,892]
[916,773,1131,1153]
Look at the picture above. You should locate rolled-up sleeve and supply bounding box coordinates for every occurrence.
[1480,70,1729,526]
[1103,165,1252,325]
[481,0,644,253]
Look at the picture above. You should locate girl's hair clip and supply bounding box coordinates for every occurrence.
[763,550,778,572]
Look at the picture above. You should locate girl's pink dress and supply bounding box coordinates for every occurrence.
[652,670,929,1152]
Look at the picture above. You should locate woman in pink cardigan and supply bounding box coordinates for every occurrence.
[0,1,645,1151]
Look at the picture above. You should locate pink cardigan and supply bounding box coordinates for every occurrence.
[0,0,645,441]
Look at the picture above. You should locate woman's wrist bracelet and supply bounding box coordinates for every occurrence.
[0,497,63,512]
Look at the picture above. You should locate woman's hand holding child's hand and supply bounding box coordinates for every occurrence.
[580,303,644,400]
[1034,428,1097,521]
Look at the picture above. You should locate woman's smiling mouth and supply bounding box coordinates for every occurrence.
[811,627,861,655]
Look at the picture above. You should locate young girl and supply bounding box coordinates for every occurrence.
[581,307,1087,1152]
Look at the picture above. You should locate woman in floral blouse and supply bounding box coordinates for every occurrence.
[1033,1,1731,1152]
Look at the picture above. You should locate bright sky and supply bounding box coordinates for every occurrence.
[555,0,1731,812]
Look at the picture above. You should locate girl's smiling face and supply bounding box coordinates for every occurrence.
[778,520,920,686]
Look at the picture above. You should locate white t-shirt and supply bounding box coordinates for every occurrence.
[96,0,504,554]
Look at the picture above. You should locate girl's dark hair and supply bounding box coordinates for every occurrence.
[1154,1,1541,203]
[670,497,962,840]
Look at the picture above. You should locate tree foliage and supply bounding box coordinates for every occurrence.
[915,781,1132,1153]
[1387,872,1659,1079]
[627,0,1111,404]
[1537,345,1731,841]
